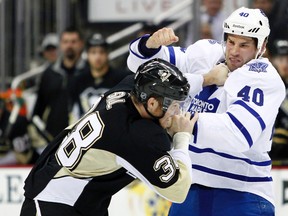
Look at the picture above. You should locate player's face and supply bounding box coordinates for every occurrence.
[225,34,257,71]
[60,32,83,60]
[87,46,109,72]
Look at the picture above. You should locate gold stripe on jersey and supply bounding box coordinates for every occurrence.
[54,148,121,178]
[153,160,192,203]
[274,128,288,136]
[272,137,288,145]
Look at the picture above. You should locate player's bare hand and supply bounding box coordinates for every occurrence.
[203,63,229,86]
[146,27,179,49]
[167,112,198,137]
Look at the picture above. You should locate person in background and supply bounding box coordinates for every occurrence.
[71,33,132,120]
[185,0,226,45]
[28,33,59,89]
[269,39,288,163]
[39,33,59,64]
[252,0,288,54]
[0,90,38,165]
[32,26,88,138]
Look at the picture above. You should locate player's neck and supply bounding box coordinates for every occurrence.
[131,96,152,119]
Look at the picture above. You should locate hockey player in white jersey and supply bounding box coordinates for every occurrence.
[127,7,285,216]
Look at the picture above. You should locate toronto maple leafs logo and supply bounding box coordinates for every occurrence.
[247,62,268,73]
[187,85,220,114]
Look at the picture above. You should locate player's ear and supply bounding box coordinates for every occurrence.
[147,97,160,113]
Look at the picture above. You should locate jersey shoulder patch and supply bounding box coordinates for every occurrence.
[246,62,268,73]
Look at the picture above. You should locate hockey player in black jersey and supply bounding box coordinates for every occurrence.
[20,58,198,216]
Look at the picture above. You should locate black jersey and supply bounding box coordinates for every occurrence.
[22,76,192,216]
[270,93,288,161]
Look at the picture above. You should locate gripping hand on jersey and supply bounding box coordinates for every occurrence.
[203,63,229,87]
[146,27,179,49]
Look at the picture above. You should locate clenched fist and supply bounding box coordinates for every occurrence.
[146,27,179,49]
[203,63,229,87]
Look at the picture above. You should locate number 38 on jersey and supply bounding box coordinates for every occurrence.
[56,112,105,169]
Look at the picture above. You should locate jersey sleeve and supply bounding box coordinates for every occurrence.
[116,120,192,203]
[193,60,286,152]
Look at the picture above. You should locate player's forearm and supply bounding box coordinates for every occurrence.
[170,132,192,182]
[127,36,167,72]
[128,36,227,94]
[138,35,161,57]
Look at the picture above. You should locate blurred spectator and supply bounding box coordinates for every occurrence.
[270,40,288,82]
[71,33,132,120]
[0,89,38,165]
[25,33,60,91]
[39,33,59,64]
[252,0,288,54]
[269,39,288,162]
[185,0,226,45]
[252,0,274,15]
[32,26,88,138]
[199,22,213,40]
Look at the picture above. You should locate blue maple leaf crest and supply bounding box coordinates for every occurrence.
[247,62,268,72]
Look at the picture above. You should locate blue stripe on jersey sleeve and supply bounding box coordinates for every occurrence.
[168,46,176,65]
[189,145,271,166]
[233,100,266,130]
[129,35,159,59]
[227,112,253,147]
[192,121,198,143]
[192,164,273,182]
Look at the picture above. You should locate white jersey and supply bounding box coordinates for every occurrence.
[127,36,286,204]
